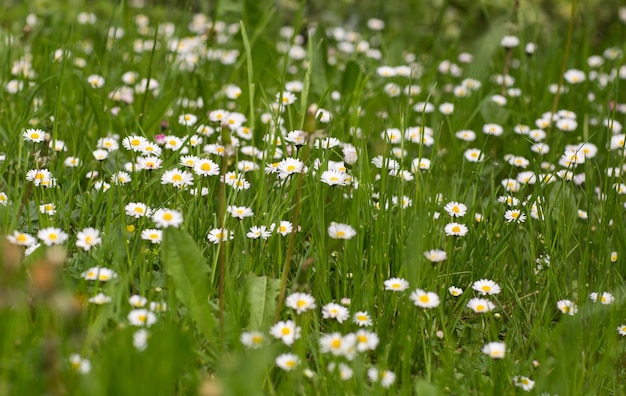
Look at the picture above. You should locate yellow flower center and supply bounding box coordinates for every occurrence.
[281,327,290,335]
[419,295,429,303]
[163,213,173,221]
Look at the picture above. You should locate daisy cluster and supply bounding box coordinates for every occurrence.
[1,4,626,395]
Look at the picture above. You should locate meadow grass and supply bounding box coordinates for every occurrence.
[0,1,625,395]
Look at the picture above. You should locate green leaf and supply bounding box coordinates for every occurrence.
[479,100,510,125]
[415,379,442,396]
[341,60,363,96]
[161,228,215,339]
[245,274,280,329]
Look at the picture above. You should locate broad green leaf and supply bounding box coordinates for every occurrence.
[161,228,215,339]
[415,379,442,396]
[342,60,363,96]
[479,100,510,125]
[245,274,280,329]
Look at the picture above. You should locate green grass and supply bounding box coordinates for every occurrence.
[0,0,625,395]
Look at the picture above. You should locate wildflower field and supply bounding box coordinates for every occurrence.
[1,0,626,394]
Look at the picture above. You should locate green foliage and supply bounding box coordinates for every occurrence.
[161,227,216,340]
[0,0,625,394]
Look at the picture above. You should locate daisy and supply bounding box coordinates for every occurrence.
[81,266,118,282]
[236,160,259,172]
[320,170,348,186]
[88,292,112,305]
[414,101,434,113]
[125,202,152,218]
[466,298,496,313]
[277,158,304,179]
[64,157,81,167]
[355,329,379,352]
[37,227,68,246]
[513,376,535,392]
[149,301,167,312]
[482,341,506,359]
[448,286,463,296]
[321,302,350,323]
[180,155,199,168]
[75,227,102,251]
[464,148,485,162]
[227,205,254,219]
[6,231,37,247]
[444,222,468,237]
[368,368,396,388]
[122,135,148,152]
[161,169,194,188]
[111,171,132,185]
[133,329,150,351]
[384,278,409,292]
[444,201,467,217]
[275,353,300,371]
[163,135,184,151]
[276,221,293,236]
[424,249,447,263]
[129,295,148,308]
[599,292,615,305]
[23,128,46,143]
[178,113,198,126]
[97,136,119,151]
[285,292,316,314]
[327,222,356,240]
[482,123,503,136]
[69,354,91,374]
[353,311,373,327]
[504,209,526,223]
[193,158,220,176]
[246,225,272,240]
[87,74,105,88]
[26,169,53,186]
[557,299,578,315]
[269,320,301,346]
[151,208,183,228]
[140,229,162,244]
[617,324,626,336]
[207,228,234,244]
[410,289,440,308]
[128,309,157,327]
[564,69,586,84]
[472,279,501,295]
[139,142,162,156]
[136,156,162,170]
[455,130,476,141]
[240,331,265,349]
[319,333,355,357]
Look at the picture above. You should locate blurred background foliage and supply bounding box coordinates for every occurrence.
[1,0,624,55]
